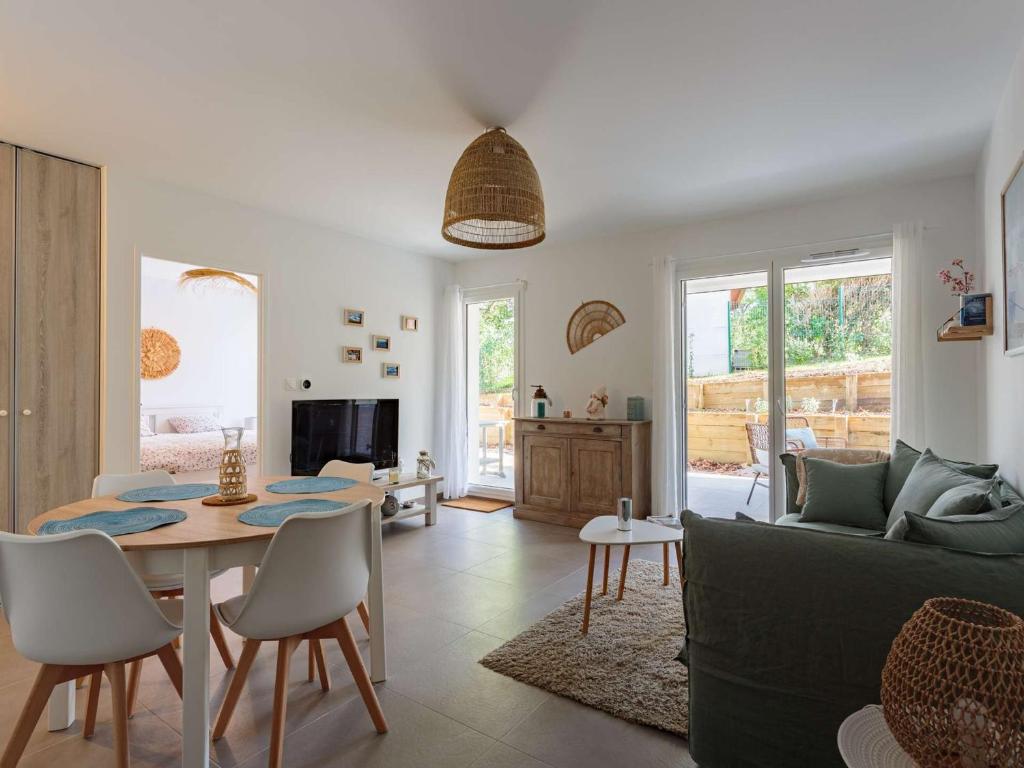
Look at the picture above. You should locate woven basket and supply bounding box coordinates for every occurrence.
[442,128,545,250]
[881,597,1024,767]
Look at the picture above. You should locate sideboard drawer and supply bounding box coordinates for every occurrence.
[520,421,622,438]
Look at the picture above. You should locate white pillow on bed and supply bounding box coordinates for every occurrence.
[167,415,221,433]
[140,418,155,437]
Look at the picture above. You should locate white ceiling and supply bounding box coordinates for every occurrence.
[2,1,1023,260]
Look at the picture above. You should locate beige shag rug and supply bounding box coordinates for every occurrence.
[479,558,688,737]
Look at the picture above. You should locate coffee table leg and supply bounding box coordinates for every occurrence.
[601,545,610,595]
[675,541,685,590]
[616,544,631,601]
[581,544,597,634]
[662,543,670,586]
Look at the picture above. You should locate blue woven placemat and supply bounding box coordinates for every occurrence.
[38,507,187,537]
[264,477,356,494]
[116,483,218,502]
[238,498,349,527]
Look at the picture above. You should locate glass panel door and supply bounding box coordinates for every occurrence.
[682,271,772,521]
[466,295,517,493]
[783,256,893,459]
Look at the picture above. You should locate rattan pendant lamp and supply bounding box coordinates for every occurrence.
[442,127,545,250]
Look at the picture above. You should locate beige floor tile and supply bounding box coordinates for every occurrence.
[234,688,494,768]
[502,695,691,768]
[468,741,555,767]
[384,631,549,739]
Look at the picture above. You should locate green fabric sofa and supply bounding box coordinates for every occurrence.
[681,510,1024,768]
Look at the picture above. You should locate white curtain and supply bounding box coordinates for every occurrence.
[892,222,926,449]
[437,284,468,499]
[652,255,682,517]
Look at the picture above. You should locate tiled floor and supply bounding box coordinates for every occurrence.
[0,505,693,767]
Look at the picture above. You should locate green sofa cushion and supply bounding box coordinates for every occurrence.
[903,503,1024,553]
[886,449,994,531]
[777,513,884,537]
[884,440,998,513]
[799,458,888,531]
[928,480,995,518]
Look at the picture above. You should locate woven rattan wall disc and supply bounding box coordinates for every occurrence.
[140,327,181,380]
[566,300,626,354]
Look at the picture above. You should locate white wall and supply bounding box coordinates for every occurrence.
[456,174,979,458]
[140,259,258,428]
[105,169,453,476]
[977,37,1024,489]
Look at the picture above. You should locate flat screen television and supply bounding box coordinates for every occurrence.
[291,399,399,475]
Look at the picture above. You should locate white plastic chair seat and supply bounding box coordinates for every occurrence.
[155,599,184,627]
[143,569,228,592]
[213,594,246,627]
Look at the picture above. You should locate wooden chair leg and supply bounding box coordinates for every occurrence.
[601,545,610,596]
[104,662,130,768]
[307,641,315,682]
[675,541,685,590]
[269,638,298,768]
[1,664,64,767]
[312,639,331,692]
[213,638,261,740]
[83,671,103,739]
[155,643,184,698]
[663,542,670,586]
[76,676,87,689]
[126,659,142,718]
[334,617,388,733]
[581,544,596,635]
[209,604,235,670]
[356,600,371,635]
[616,544,631,601]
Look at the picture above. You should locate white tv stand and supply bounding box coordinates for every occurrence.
[372,473,444,526]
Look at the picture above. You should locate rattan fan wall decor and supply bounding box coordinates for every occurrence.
[178,268,256,294]
[442,127,545,250]
[566,300,626,354]
[140,328,181,380]
[881,597,1024,767]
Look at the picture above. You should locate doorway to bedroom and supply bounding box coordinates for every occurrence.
[138,257,260,483]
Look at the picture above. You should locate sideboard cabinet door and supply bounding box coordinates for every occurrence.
[522,435,570,510]
[570,438,622,517]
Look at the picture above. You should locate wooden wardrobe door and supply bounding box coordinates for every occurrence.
[15,149,100,532]
[0,144,13,532]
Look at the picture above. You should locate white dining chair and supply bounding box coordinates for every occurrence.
[92,471,235,715]
[0,530,184,767]
[211,501,387,767]
[307,461,373,687]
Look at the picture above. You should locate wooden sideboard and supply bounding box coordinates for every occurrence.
[513,418,651,528]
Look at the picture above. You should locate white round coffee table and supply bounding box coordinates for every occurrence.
[838,705,918,767]
[577,516,685,634]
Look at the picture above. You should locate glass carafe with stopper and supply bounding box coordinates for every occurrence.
[218,427,247,499]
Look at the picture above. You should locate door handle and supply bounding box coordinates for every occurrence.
[593,426,603,433]
[22,409,31,416]
[536,424,546,431]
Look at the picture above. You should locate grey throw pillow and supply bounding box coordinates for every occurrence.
[927,480,996,518]
[903,504,1024,553]
[886,449,994,531]
[799,458,888,531]
[884,440,998,513]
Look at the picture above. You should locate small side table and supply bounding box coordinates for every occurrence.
[577,516,685,635]
[838,705,918,767]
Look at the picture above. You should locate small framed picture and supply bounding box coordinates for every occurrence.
[401,315,419,332]
[341,346,363,363]
[343,308,365,327]
[382,362,400,378]
[372,334,391,351]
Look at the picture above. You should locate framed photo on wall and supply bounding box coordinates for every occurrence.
[1003,152,1024,355]
[341,346,362,363]
[401,315,419,331]
[343,308,365,327]
[372,334,391,351]
[382,362,400,378]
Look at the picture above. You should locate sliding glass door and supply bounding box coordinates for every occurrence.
[679,237,894,521]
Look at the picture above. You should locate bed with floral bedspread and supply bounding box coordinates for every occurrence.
[140,430,258,473]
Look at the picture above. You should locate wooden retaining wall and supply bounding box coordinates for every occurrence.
[687,410,891,465]
[688,371,890,412]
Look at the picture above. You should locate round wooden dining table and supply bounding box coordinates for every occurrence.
[28,476,386,768]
